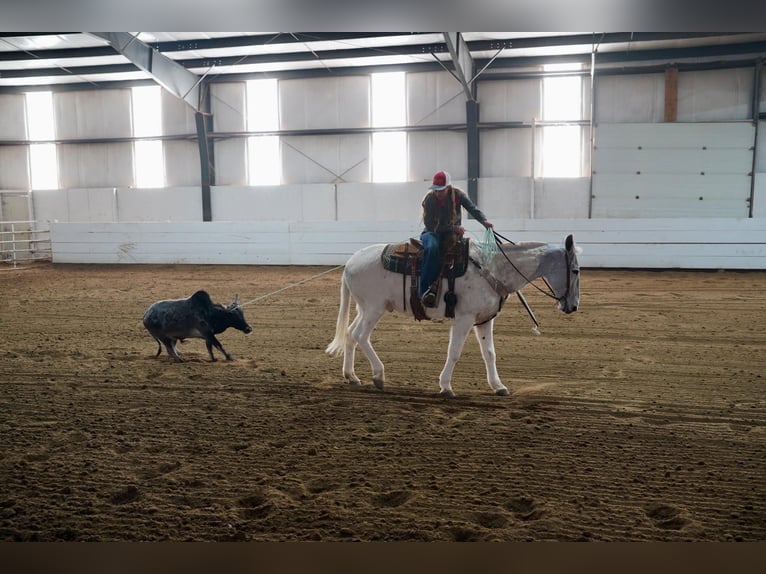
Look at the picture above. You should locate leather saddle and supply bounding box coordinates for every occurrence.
[380,237,471,321]
[381,237,470,278]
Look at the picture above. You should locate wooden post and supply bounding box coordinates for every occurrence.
[664,67,678,122]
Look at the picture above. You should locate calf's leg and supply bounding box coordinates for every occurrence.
[159,335,183,362]
[205,334,233,361]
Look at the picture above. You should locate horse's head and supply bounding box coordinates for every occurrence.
[549,234,580,314]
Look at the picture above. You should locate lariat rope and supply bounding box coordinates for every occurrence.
[236,265,344,308]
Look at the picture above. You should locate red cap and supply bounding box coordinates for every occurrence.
[429,171,451,191]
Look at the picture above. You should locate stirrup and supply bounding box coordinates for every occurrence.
[421,289,438,308]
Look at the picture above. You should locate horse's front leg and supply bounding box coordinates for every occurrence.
[473,319,509,396]
[438,315,474,398]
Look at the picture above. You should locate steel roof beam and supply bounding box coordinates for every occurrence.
[150,32,427,52]
[476,40,766,70]
[442,33,474,101]
[88,32,202,111]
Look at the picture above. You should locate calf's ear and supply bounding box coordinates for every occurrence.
[565,234,574,253]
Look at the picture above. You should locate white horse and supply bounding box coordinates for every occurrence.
[325,234,581,397]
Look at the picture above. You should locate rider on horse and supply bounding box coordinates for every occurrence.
[420,171,494,307]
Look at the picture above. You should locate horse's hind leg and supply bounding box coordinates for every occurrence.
[350,306,386,389]
[342,314,362,385]
[473,319,509,396]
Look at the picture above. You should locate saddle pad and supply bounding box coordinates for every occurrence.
[381,238,470,277]
[381,241,420,275]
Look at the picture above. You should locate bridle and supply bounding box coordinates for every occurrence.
[492,230,575,306]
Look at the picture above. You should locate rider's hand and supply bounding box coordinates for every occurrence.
[453,225,465,236]
[482,221,494,229]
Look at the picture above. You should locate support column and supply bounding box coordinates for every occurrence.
[196,82,214,222]
[749,60,762,218]
[466,99,480,206]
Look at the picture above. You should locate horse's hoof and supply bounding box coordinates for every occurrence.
[495,388,510,397]
[346,379,361,386]
[372,378,385,390]
[439,389,455,399]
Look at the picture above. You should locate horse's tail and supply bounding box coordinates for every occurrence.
[325,272,351,357]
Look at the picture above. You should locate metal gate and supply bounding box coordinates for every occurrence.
[0,220,52,268]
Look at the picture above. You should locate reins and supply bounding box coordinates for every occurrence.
[491,230,569,303]
[236,265,345,309]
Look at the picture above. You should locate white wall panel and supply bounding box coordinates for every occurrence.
[594,147,752,174]
[161,89,197,136]
[0,146,30,189]
[0,94,27,139]
[478,178,590,220]
[407,71,466,126]
[761,76,766,114]
[595,74,665,123]
[63,188,117,222]
[753,173,766,218]
[51,221,291,265]
[211,83,246,132]
[534,178,591,219]
[214,139,247,185]
[480,128,533,177]
[595,122,754,149]
[164,141,200,187]
[57,143,133,188]
[116,187,202,222]
[53,90,132,139]
[408,131,466,181]
[280,76,369,130]
[593,123,754,218]
[32,189,69,223]
[50,218,766,269]
[593,174,751,217]
[336,182,425,222]
[755,120,766,174]
[281,134,369,184]
[677,68,752,121]
[211,184,336,222]
[479,79,540,123]
[478,177,533,219]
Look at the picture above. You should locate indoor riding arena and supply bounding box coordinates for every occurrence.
[1,262,765,542]
[1,31,765,543]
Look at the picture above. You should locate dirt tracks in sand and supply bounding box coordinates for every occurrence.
[0,264,764,541]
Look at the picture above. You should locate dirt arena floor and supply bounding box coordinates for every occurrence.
[0,261,764,542]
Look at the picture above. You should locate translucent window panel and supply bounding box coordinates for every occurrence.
[132,86,162,137]
[247,136,281,185]
[542,126,581,178]
[372,132,406,183]
[543,76,582,121]
[26,91,55,140]
[29,144,59,189]
[247,79,279,131]
[542,64,582,177]
[372,72,405,127]
[134,140,165,188]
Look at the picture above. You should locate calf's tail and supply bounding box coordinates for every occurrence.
[325,274,351,357]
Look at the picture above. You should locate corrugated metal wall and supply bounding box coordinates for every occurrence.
[0,66,764,226]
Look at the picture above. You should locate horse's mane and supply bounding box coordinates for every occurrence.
[502,241,548,251]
